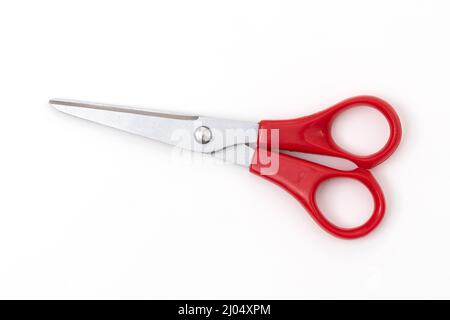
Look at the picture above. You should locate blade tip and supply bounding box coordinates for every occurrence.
[49,98,62,104]
[49,98,67,112]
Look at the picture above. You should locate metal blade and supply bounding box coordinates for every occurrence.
[50,99,258,157]
[211,144,257,167]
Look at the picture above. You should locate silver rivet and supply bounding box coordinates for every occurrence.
[194,126,212,144]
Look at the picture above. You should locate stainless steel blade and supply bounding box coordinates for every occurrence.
[211,144,257,167]
[50,99,258,162]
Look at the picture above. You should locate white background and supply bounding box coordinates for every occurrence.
[0,0,449,299]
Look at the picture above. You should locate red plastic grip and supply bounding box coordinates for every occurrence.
[258,95,402,169]
[250,150,385,239]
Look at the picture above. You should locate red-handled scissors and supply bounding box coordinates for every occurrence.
[51,95,401,239]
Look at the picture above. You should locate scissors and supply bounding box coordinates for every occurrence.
[50,95,401,239]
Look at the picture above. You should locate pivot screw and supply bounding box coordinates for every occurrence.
[194,126,212,144]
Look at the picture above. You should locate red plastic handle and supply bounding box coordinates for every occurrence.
[250,150,385,239]
[258,96,402,169]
